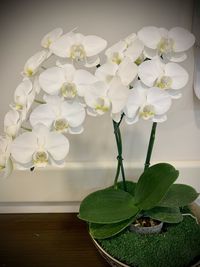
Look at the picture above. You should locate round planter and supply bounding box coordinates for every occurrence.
[130,221,163,234]
[91,203,200,267]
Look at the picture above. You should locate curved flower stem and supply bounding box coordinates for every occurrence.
[113,114,127,191]
[34,99,46,104]
[144,122,157,171]
[21,125,32,132]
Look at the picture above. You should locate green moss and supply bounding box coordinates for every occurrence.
[98,215,200,267]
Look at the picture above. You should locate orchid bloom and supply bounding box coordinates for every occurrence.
[39,63,97,100]
[138,26,195,62]
[138,57,188,99]
[124,81,172,124]
[30,95,85,134]
[95,58,138,86]
[0,136,13,178]
[4,109,21,138]
[23,50,49,77]
[11,79,35,120]
[41,28,63,49]
[105,34,144,66]
[11,124,69,168]
[84,77,129,122]
[50,32,107,67]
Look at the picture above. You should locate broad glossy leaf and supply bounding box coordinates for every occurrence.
[115,181,137,196]
[78,188,139,224]
[146,206,183,223]
[158,184,199,208]
[89,216,135,239]
[134,163,179,210]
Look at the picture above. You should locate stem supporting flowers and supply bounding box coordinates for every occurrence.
[113,114,127,191]
[144,122,157,171]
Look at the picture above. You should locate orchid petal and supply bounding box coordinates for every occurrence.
[61,101,86,127]
[147,88,171,114]
[165,52,187,62]
[46,132,69,161]
[165,63,188,89]
[125,38,144,62]
[11,132,37,164]
[41,28,63,49]
[138,58,164,87]
[83,35,107,57]
[118,58,138,86]
[169,27,195,52]
[108,77,129,114]
[4,109,21,138]
[30,104,56,128]
[24,50,48,77]
[50,33,74,57]
[95,63,118,84]
[39,67,65,95]
[138,26,161,49]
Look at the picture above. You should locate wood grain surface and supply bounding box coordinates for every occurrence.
[0,213,110,267]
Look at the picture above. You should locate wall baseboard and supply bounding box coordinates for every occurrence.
[0,161,199,213]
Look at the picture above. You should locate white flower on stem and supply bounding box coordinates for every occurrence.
[11,79,35,120]
[95,58,138,86]
[41,28,63,49]
[39,64,97,100]
[138,57,188,99]
[105,40,127,65]
[0,136,13,178]
[50,32,107,67]
[11,124,69,168]
[4,109,21,138]
[30,95,85,134]
[23,50,49,77]
[124,81,172,124]
[84,77,129,122]
[138,26,195,62]
[105,34,144,66]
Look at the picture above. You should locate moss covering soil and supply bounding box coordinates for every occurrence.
[98,215,200,267]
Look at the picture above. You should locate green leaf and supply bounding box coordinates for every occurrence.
[78,188,139,224]
[115,181,137,196]
[134,163,179,210]
[158,184,199,208]
[89,216,135,239]
[146,206,183,223]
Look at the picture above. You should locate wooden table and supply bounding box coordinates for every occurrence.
[0,213,110,267]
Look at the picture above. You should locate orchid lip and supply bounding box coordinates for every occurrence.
[33,150,49,167]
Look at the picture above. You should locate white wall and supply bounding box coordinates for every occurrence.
[0,0,199,212]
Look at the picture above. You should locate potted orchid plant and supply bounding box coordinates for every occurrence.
[0,26,200,267]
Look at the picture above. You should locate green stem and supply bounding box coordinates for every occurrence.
[34,99,46,104]
[21,126,32,132]
[113,116,127,191]
[144,122,157,171]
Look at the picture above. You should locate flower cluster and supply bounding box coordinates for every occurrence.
[0,26,195,176]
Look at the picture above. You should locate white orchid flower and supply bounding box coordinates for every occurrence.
[84,77,129,121]
[0,136,13,178]
[11,79,35,120]
[95,58,138,86]
[138,57,188,99]
[4,109,21,138]
[30,95,85,134]
[138,26,195,62]
[105,40,127,65]
[23,50,49,77]
[41,28,63,49]
[50,32,107,67]
[11,124,69,168]
[105,35,144,66]
[124,81,172,124]
[39,63,97,100]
